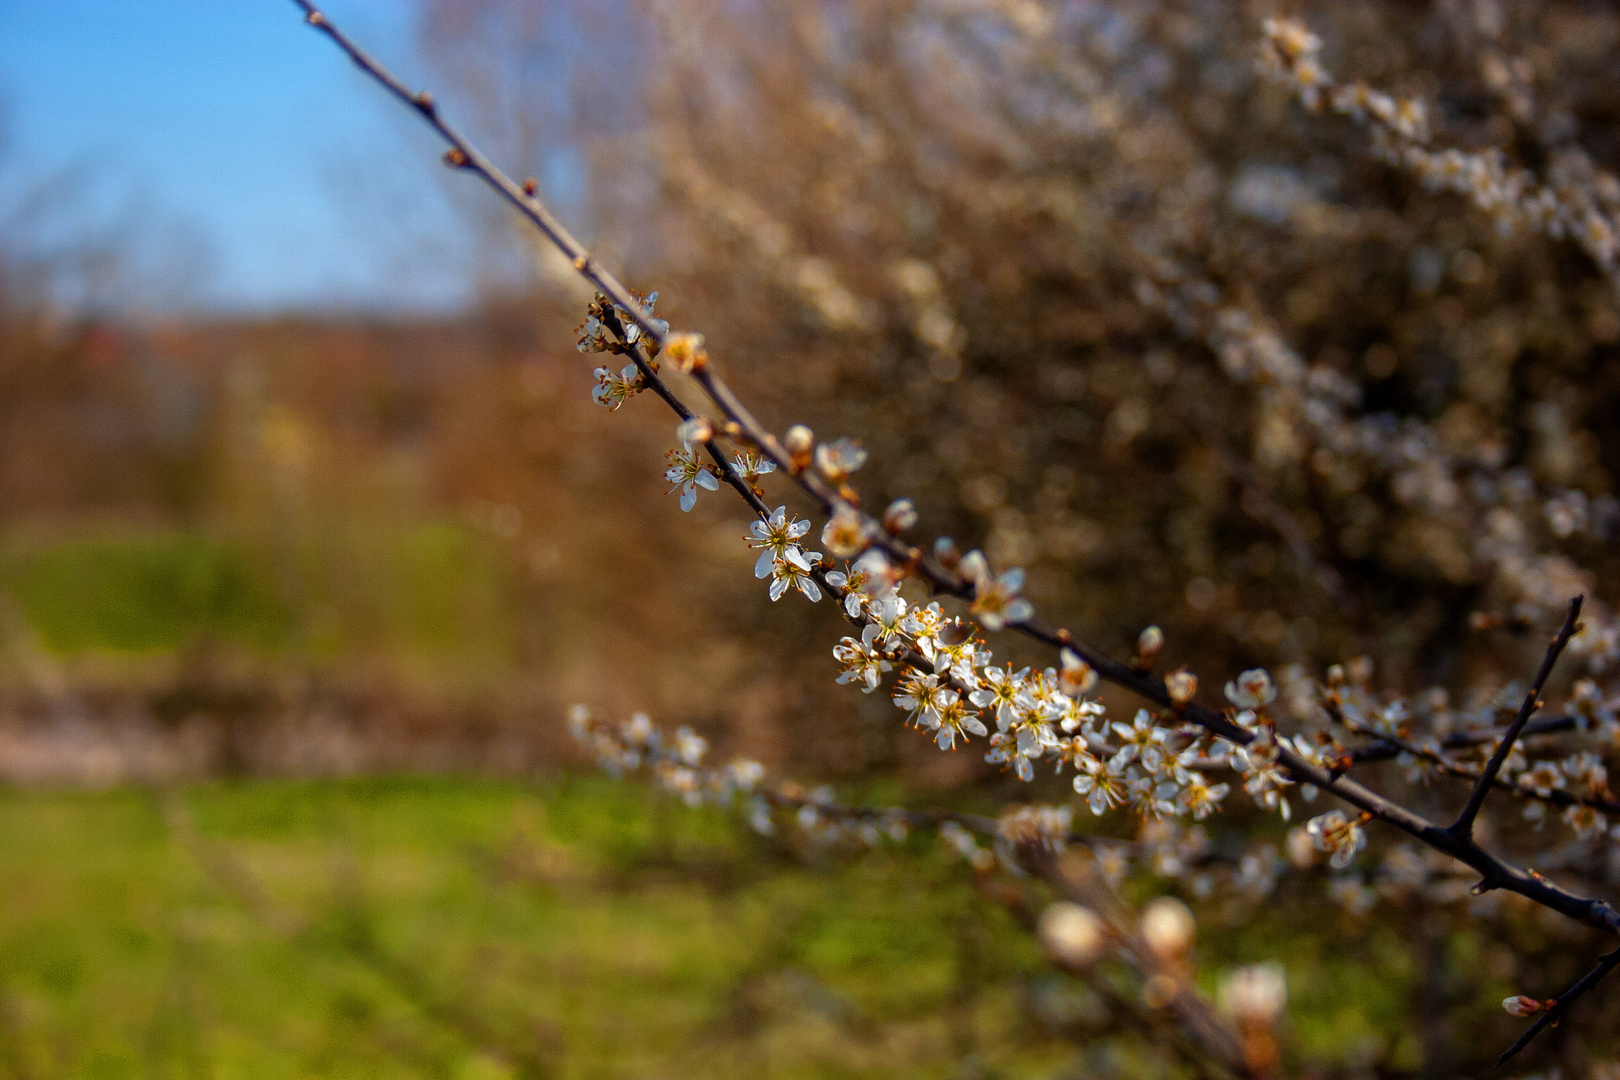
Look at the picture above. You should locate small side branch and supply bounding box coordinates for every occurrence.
[1449,597,1583,840]
[1499,947,1620,1065]
[1347,714,1577,764]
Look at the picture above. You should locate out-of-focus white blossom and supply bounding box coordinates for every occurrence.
[821,502,871,558]
[959,550,1035,631]
[815,437,869,483]
[1225,669,1277,710]
[1306,810,1368,869]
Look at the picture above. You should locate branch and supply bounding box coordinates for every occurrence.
[1347,714,1578,764]
[1498,947,1620,1065]
[1026,847,1254,1078]
[1449,597,1584,839]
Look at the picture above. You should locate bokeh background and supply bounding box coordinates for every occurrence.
[3,1,1620,1076]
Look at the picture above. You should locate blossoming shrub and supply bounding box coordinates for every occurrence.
[326,0,1620,1074]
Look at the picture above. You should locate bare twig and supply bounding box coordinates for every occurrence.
[1347,714,1577,764]
[1498,947,1620,1065]
[1449,597,1584,840]
[1335,712,1620,817]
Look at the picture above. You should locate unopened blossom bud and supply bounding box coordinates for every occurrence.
[1165,669,1198,708]
[933,536,961,569]
[676,416,713,447]
[1141,973,1179,1009]
[663,331,707,373]
[1038,902,1106,967]
[882,498,918,535]
[1502,995,1552,1018]
[1218,963,1288,1026]
[1140,896,1195,959]
[783,424,814,472]
[1285,826,1316,868]
[1137,625,1164,665]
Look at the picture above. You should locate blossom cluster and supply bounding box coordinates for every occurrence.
[577,291,1620,883]
[1259,17,1620,279]
[567,705,919,847]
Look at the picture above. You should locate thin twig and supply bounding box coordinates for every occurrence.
[1450,597,1584,839]
[1348,714,1577,763]
[1498,947,1620,1065]
[1335,711,1620,816]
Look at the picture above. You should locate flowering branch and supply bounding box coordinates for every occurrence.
[291,0,1620,1060]
[290,0,1620,935]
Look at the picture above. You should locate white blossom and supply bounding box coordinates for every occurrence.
[748,505,811,578]
[664,446,720,512]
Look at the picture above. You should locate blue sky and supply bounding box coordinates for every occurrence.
[0,0,489,313]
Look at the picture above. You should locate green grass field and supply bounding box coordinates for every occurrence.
[0,776,1538,1079]
[0,777,1084,1080]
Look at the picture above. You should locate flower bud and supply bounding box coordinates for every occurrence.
[1141,973,1179,1009]
[1140,897,1195,960]
[1038,902,1106,967]
[676,416,713,447]
[1502,995,1552,1018]
[1137,625,1164,665]
[1165,669,1198,707]
[882,498,918,535]
[933,536,961,569]
[1219,963,1288,1026]
[783,424,814,472]
[664,331,707,373]
[1285,826,1316,868]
